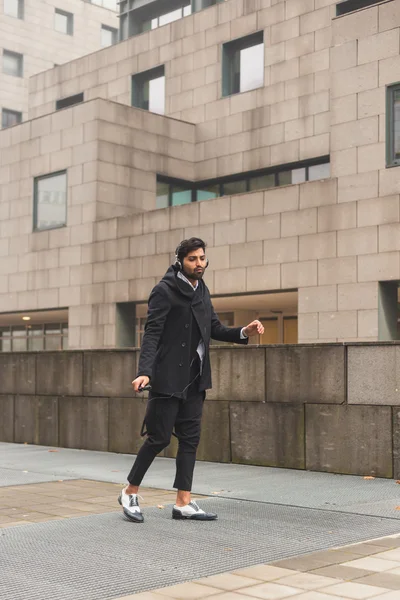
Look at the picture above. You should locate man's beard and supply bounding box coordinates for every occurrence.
[183,268,204,281]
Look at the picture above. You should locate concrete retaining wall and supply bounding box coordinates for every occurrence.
[1,344,399,478]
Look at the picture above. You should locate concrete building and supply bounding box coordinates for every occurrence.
[0,0,118,128]
[0,0,400,351]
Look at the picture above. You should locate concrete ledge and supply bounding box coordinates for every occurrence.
[266,346,345,404]
[230,402,305,469]
[36,353,83,396]
[207,347,266,402]
[14,395,58,447]
[59,397,108,451]
[306,404,392,477]
[0,354,36,395]
[108,397,147,455]
[84,351,138,398]
[0,395,14,443]
[348,346,400,405]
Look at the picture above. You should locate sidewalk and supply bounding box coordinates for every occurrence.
[1,442,400,600]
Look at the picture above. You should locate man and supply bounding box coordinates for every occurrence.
[119,237,264,523]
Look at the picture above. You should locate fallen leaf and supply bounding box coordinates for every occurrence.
[396,481,400,485]
[211,491,221,495]
[57,480,64,482]
[224,548,232,552]
[22,471,28,473]
[396,506,400,510]
[157,505,165,509]
[364,476,375,480]
[111,470,120,472]
[48,450,58,453]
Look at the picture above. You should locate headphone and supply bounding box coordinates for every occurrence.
[174,240,209,271]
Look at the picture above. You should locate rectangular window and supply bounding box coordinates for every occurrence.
[3,49,23,77]
[1,108,22,128]
[223,31,264,97]
[223,180,247,195]
[308,162,330,181]
[55,9,73,35]
[156,180,169,209]
[387,84,400,168]
[196,184,220,202]
[4,0,24,19]
[336,0,385,17]
[132,66,165,115]
[34,172,67,231]
[55,93,84,111]
[250,173,275,191]
[171,185,192,206]
[101,24,118,47]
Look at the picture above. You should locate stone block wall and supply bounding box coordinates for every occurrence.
[1,343,399,479]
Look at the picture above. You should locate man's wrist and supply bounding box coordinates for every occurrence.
[241,327,248,339]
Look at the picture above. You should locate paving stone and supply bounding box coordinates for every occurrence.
[272,557,339,572]
[194,573,262,591]
[232,566,299,581]
[319,581,390,598]
[274,572,340,590]
[236,581,301,598]
[342,558,400,572]
[151,582,222,598]
[355,572,400,590]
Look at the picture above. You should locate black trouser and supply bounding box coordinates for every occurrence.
[127,364,205,492]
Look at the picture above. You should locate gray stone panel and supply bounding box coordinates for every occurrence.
[0,395,14,442]
[59,397,109,452]
[348,345,400,405]
[36,352,83,396]
[197,401,231,463]
[266,346,345,404]
[0,354,36,395]
[84,351,138,398]
[108,397,147,455]
[14,395,58,447]
[207,347,266,402]
[306,404,392,478]
[230,402,305,469]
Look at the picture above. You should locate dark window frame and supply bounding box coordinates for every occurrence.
[3,49,23,77]
[222,31,264,98]
[386,83,400,168]
[336,0,385,17]
[101,23,119,46]
[157,156,330,207]
[55,8,74,35]
[55,93,84,111]
[4,0,24,19]
[33,170,68,232]
[131,65,165,112]
[1,108,22,128]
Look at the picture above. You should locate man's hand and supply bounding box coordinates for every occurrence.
[243,320,264,338]
[132,375,150,392]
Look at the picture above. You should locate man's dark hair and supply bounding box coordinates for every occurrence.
[176,238,206,263]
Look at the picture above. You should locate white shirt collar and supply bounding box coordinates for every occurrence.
[177,270,198,290]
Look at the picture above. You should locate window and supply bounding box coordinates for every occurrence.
[387,84,400,168]
[101,24,118,47]
[4,0,24,19]
[55,93,84,111]
[3,50,23,77]
[132,66,165,115]
[157,158,330,208]
[34,172,67,231]
[55,9,73,35]
[1,108,22,129]
[89,0,117,9]
[0,323,68,352]
[336,0,385,17]
[156,178,193,208]
[223,31,264,97]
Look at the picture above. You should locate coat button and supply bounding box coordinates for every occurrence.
[182,342,186,347]
[179,363,183,367]
[185,324,189,328]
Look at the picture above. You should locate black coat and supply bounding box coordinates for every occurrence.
[136,266,248,398]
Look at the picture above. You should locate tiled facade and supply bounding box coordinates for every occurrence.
[0,0,400,348]
[0,0,118,122]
